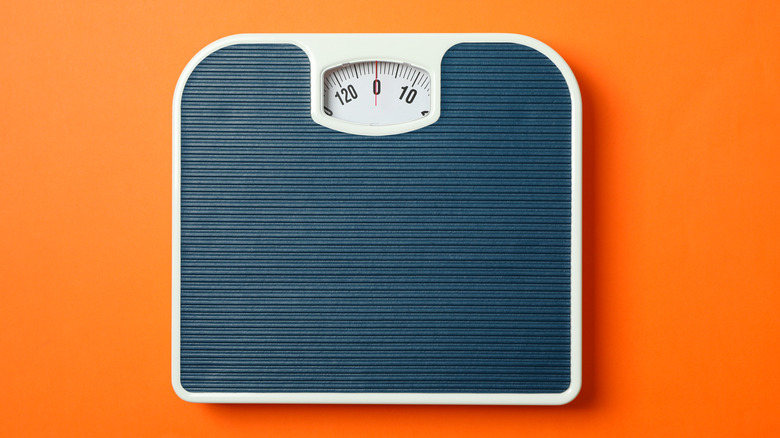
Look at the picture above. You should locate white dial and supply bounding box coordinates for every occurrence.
[323,61,431,126]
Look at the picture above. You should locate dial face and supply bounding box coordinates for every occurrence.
[323,61,431,126]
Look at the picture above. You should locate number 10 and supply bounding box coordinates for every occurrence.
[399,86,417,104]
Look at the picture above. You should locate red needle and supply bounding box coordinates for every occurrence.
[375,60,378,106]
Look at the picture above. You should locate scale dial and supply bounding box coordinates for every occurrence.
[323,61,431,126]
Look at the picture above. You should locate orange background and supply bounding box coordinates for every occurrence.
[2,1,779,436]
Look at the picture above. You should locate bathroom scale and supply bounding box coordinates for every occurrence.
[173,33,581,404]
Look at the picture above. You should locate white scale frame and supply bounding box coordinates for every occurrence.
[173,33,582,405]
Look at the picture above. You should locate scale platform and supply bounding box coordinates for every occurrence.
[173,34,581,404]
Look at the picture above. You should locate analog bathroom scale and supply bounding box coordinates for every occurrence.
[173,33,581,404]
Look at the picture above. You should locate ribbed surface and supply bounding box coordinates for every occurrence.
[179,43,572,393]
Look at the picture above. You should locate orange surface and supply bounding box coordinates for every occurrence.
[2,1,779,436]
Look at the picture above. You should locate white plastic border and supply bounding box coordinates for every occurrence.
[173,33,582,405]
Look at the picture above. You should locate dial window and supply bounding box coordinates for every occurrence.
[323,61,431,126]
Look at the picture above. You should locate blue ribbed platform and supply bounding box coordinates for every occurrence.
[179,43,572,393]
